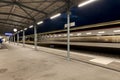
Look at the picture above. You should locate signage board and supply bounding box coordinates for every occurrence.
[5,33,13,36]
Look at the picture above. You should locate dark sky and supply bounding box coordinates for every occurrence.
[25,0,120,35]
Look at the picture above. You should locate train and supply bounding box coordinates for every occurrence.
[17,20,120,45]
[23,27,120,43]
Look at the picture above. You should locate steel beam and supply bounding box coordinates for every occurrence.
[0,19,29,25]
[18,5,35,21]
[0,12,32,20]
[0,21,25,28]
[0,0,47,15]
[20,0,64,3]
[0,3,12,8]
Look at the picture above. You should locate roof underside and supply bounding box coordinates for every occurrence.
[0,0,85,34]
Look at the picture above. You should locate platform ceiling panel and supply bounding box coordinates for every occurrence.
[0,0,84,34]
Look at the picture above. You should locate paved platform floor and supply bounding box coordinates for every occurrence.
[0,43,120,80]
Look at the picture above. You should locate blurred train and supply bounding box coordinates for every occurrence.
[23,27,120,43]
[18,20,120,44]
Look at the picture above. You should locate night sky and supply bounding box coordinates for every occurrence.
[25,0,120,35]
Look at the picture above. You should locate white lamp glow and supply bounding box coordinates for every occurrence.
[37,21,43,25]
[78,0,97,7]
[29,25,33,28]
[13,28,17,32]
[50,13,61,19]
[24,28,27,30]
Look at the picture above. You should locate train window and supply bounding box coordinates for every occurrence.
[64,34,67,36]
[77,33,81,36]
[70,34,73,36]
[98,31,105,34]
[50,35,53,38]
[113,30,120,33]
[86,32,92,35]
[58,34,61,37]
[54,35,57,37]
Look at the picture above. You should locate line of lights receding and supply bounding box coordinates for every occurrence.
[78,0,97,7]
[17,0,96,33]
[50,13,61,19]
[113,30,120,33]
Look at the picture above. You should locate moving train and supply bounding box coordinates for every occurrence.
[18,21,120,44]
[24,27,120,43]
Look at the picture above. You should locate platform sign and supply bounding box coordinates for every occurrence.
[5,33,13,36]
[64,22,75,28]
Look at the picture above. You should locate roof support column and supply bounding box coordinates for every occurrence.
[34,24,37,50]
[66,0,71,61]
[11,36,13,43]
[23,30,25,47]
[9,36,12,44]
[17,32,19,45]
[14,35,15,45]
[67,11,71,61]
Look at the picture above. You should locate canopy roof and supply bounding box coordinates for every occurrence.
[0,0,85,34]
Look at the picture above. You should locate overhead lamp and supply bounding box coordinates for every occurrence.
[50,13,61,19]
[29,25,33,28]
[78,0,97,7]
[37,21,43,25]
[13,28,17,32]
[113,30,120,33]
[24,28,27,30]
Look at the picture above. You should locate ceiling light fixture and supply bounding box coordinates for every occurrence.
[78,0,97,7]
[13,28,17,32]
[50,13,61,19]
[37,21,43,25]
[29,25,33,28]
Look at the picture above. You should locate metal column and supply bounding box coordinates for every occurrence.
[67,11,71,61]
[23,30,25,47]
[34,25,37,50]
[17,32,19,45]
[14,35,15,45]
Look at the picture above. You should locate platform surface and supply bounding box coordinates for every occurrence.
[0,43,120,80]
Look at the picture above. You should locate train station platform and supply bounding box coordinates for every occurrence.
[0,42,120,80]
